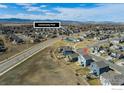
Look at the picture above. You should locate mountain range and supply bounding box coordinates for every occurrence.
[0,18,123,25]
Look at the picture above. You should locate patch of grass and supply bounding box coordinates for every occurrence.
[75,67,90,76]
[53,40,76,49]
[87,78,101,85]
[75,39,96,49]
[53,40,69,47]
[0,39,4,45]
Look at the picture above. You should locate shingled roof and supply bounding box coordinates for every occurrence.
[101,71,124,85]
[94,61,109,68]
[76,48,92,60]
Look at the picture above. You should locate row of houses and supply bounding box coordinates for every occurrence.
[97,35,110,40]
[58,46,110,76]
[0,24,82,38]
[58,46,124,85]
[111,37,124,44]
[8,34,24,44]
[91,45,124,59]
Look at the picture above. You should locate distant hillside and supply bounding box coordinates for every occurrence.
[0,18,33,23]
[0,18,83,25]
[0,18,123,25]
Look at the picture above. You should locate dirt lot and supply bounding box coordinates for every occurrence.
[0,47,88,85]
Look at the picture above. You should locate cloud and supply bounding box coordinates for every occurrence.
[26,6,41,12]
[16,3,33,6]
[1,4,124,22]
[40,5,47,8]
[52,4,124,22]
[18,4,48,13]
[0,13,55,20]
[0,4,7,8]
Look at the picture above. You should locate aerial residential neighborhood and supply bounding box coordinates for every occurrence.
[0,3,124,85]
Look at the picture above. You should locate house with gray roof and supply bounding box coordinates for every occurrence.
[111,37,124,44]
[58,46,74,56]
[0,45,7,52]
[90,61,110,76]
[9,34,24,44]
[100,71,124,85]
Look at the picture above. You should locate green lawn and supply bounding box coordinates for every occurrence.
[75,67,90,76]
[0,39,4,45]
[87,78,101,85]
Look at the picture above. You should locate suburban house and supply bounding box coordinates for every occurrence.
[9,34,24,44]
[97,35,109,40]
[67,53,79,62]
[119,46,124,52]
[30,38,41,43]
[100,71,124,85]
[110,52,124,59]
[58,46,74,56]
[91,46,100,54]
[90,61,110,76]
[110,45,120,50]
[111,38,120,44]
[65,37,80,43]
[91,46,107,54]
[111,37,124,44]
[79,35,84,40]
[0,30,4,34]
[77,48,94,67]
[0,44,6,52]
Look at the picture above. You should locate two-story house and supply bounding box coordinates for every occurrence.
[90,61,110,76]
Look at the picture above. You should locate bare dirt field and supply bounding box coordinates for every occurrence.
[0,47,88,85]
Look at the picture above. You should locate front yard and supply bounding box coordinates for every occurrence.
[87,78,101,85]
[75,67,90,76]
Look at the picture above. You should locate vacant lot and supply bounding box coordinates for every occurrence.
[0,47,88,85]
[75,39,96,49]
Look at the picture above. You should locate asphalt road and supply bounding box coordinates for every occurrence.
[0,38,60,76]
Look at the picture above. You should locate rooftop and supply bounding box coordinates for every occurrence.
[101,71,124,85]
[93,61,109,68]
[68,53,79,58]
[76,48,92,60]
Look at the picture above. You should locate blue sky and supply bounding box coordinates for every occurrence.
[0,3,124,22]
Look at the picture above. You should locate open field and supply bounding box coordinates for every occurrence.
[0,47,88,85]
[54,37,96,50]
[74,39,96,49]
